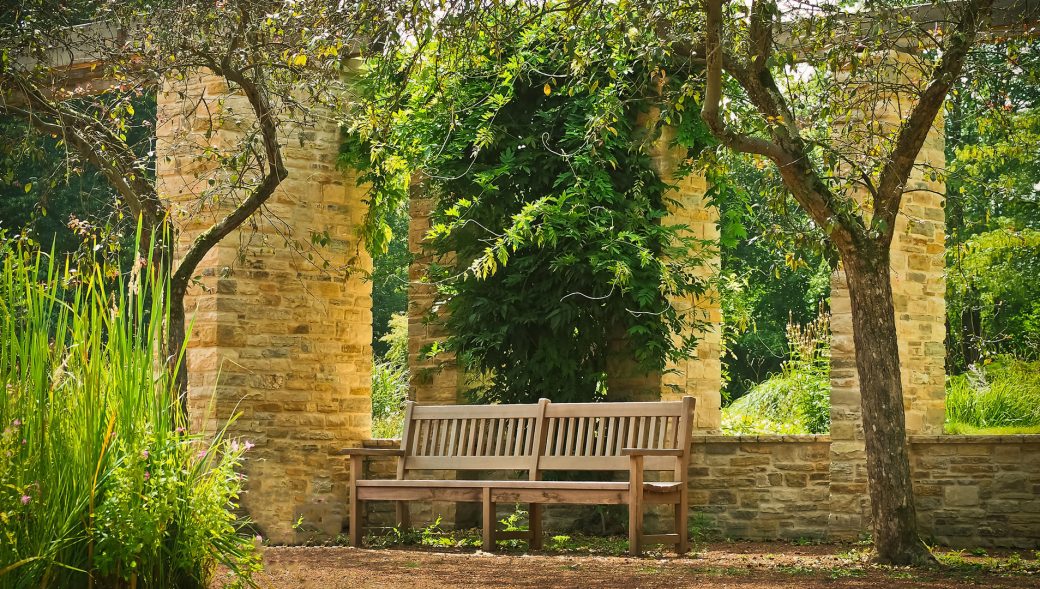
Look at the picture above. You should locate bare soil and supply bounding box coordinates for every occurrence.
[231,543,1040,588]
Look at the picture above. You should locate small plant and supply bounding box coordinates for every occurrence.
[722,308,830,435]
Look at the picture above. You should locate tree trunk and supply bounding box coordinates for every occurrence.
[843,252,932,565]
[168,277,190,421]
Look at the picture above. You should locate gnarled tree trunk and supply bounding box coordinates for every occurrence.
[843,250,931,565]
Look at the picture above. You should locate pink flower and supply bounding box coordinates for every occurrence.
[21,495,30,505]
[12,419,20,427]
[144,471,151,481]
[243,441,254,451]
[141,450,149,459]
[175,427,186,434]
[196,450,207,459]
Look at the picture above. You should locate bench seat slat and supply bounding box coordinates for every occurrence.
[355,479,681,492]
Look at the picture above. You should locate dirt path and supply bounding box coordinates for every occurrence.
[236,543,1040,588]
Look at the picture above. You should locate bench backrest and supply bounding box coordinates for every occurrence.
[397,397,696,479]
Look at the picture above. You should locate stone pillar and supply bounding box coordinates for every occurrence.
[156,72,373,544]
[407,183,463,406]
[827,52,947,539]
[652,125,723,432]
[605,120,722,430]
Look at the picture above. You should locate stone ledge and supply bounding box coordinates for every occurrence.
[909,434,1040,444]
[695,434,831,444]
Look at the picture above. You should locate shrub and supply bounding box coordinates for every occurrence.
[0,240,259,588]
[722,310,830,435]
[371,313,408,439]
[945,357,1040,432]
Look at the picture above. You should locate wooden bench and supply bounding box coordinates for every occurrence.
[342,396,696,555]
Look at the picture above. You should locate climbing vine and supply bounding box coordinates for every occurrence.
[342,3,717,403]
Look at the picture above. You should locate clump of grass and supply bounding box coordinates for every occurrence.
[723,310,830,435]
[0,238,259,588]
[945,357,1040,433]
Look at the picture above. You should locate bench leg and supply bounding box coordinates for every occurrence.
[349,455,363,547]
[628,455,644,556]
[529,503,543,550]
[349,495,363,547]
[396,500,410,531]
[482,487,495,552]
[676,489,689,555]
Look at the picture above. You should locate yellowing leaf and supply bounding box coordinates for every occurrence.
[126,104,134,116]
[23,183,31,193]
[292,54,308,67]
[543,83,551,96]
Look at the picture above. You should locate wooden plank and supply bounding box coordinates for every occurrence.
[657,416,667,449]
[504,419,516,456]
[629,454,644,556]
[642,533,680,546]
[569,420,578,457]
[356,479,631,490]
[406,456,530,470]
[398,401,416,477]
[529,398,550,481]
[553,418,565,456]
[412,403,541,418]
[595,415,607,456]
[493,418,504,456]
[356,487,483,502]
[626,416,636,448]
[437,419,448,456]
[482,487,495,551]
[636,416,647,449]
[605,416,617,456]
[447,419,459,457]
[468,418,479,456]
[491,488,629,505]
[539,455,675,471]
[545,401,683,417]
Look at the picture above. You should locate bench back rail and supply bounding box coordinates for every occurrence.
[398,397,694,478]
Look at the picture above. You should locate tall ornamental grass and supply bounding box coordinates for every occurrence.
[946,357,1040,434]
[0,241,259,588]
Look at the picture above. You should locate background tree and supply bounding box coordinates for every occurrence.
[688,0,1025,564]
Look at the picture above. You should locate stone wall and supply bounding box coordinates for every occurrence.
[157,73,373,544]
[358,434,1040,549]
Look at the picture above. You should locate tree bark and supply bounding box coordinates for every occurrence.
[842,250,932,565]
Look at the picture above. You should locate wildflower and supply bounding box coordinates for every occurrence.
[21,495,30,505]
[175,427,186,434]
[12,419,20,427]
[244,440,255,451]
[196,450,207,459]
[141,449,149,459]
[144,471,151,481]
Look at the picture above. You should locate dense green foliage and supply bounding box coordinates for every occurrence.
[945,357,1040,434]
[344,5,715,403]
[946,40,1040,371]
[0,239,258,588]
[371,314,408,438]
[722,311,831,435]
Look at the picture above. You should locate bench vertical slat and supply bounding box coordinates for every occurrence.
[657,416,667,449]
[575,417,586,456]
[435,419,446,456]
[490,419,501,456]
[511,420,522,456]
[552,418,563,456]
[564,418,575,456]
[395,401,416,477]
[504,419,515,456]
[604,416,616,456]
[638,416,648,448]
[593,416,605,456]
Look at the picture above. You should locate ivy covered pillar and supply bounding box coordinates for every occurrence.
[606,117,722,432]
[827,52,948,539]
[156,71,373,544]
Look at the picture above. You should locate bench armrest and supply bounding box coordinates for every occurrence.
[621,448,684,457]
[339,448,405,457]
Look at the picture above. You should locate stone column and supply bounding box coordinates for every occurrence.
[827,52,947,539]
[605,120,723,431]
[407,183,463,406]
[156,72,373,544]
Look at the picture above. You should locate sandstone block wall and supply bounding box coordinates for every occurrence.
[157,73,372,544]
[357,434,1040,548]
